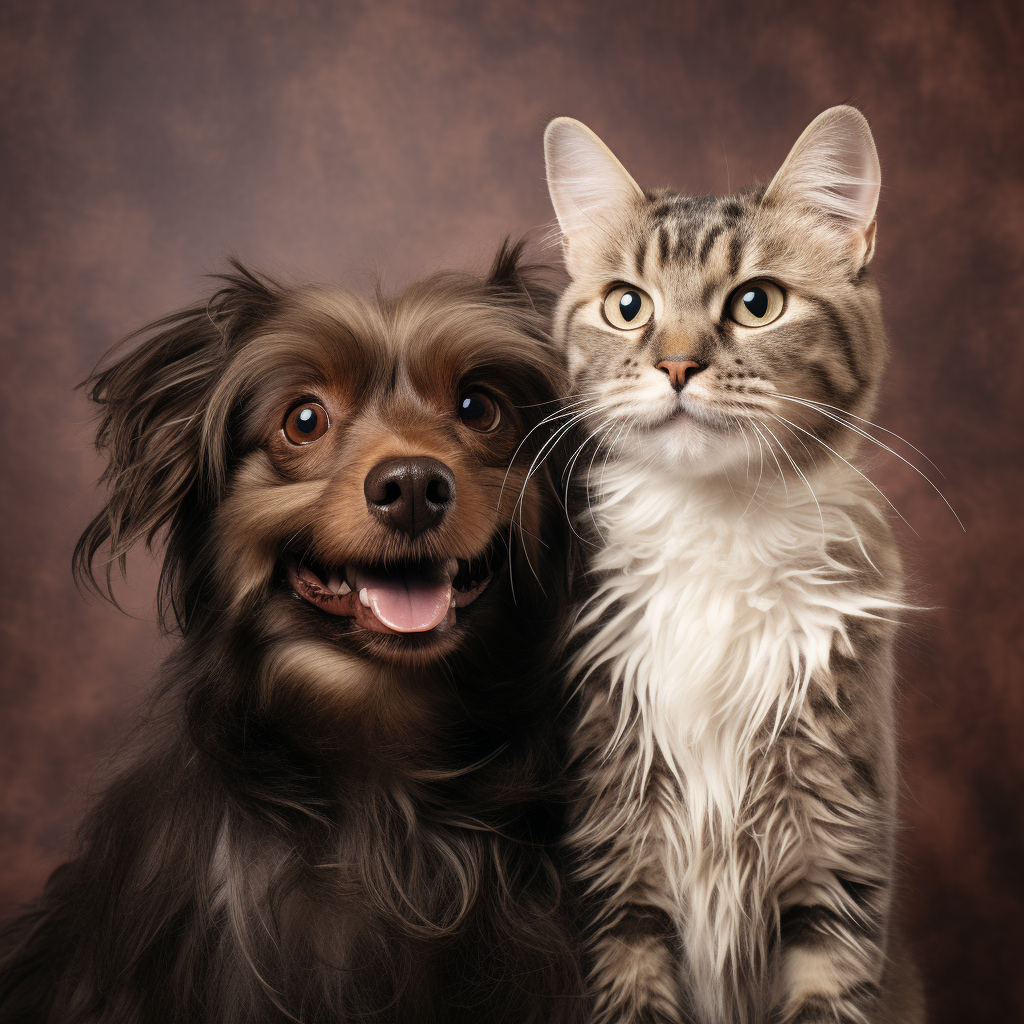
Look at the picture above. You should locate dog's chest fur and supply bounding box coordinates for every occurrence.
[572,459,893,997]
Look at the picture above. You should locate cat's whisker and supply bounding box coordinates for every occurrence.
[584,423,620,542]
[564,416,617,488]
[498,411,572,509]
[563,418,616,542]
[748,421,790,502]
[774,392,945,479]
[603,414,636,465]
[725,424,753,506]
[561,409,619,486]
[519,398,603,438]
[737,421,753,478]
[773,392,937,473]
[767,412,918,537]
[507,401,611,592]
[503,409,593,601]
[540,389,610,411]
[507,424,590,599]
[736,423,768,521]
[522,406,602,491]
[585,415,630,532]
[500,400,603,512]
[759,418,826,545]
[510,396,570,411]
[770,394,963,531]
[761,407,823,476]
[513,387,608,410]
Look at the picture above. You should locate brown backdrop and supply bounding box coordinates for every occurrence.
[1,1,1021,1019]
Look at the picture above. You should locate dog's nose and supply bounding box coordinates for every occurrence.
[363,457,456,539]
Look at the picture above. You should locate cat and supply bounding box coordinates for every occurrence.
[543,107,926,1024]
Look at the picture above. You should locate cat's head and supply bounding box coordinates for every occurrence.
[544,106,884,480]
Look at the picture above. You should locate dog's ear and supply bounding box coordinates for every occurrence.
[485,236,558,323]
[74,260,280,630]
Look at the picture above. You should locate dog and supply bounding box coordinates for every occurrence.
[0,241,587,1023]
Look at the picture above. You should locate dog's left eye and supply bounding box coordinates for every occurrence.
[284,402,330,444]
[457,392,500,432]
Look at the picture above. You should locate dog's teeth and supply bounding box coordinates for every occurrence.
[450,596,456,608]
[327,571,344,594]
[338,580,351,595]
[359,588,370,607]
[446,558,458,577]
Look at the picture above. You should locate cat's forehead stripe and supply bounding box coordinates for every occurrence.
[698,225,724,266]
[634,236,648,278]
[658,226,671,265]
[700,276,727,311]
[721,200,745,223]
[727,236,742,278]
[676,223,700,263]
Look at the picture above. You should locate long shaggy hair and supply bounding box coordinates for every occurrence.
[0,241,587,1023]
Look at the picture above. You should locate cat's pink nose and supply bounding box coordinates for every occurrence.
[657,359,703,391]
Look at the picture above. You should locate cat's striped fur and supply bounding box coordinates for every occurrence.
[545,108,925,1024]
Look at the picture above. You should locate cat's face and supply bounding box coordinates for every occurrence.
[545,107,885,480]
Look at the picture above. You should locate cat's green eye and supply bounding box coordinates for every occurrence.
[603,285,654,331]
[728,280,786,328]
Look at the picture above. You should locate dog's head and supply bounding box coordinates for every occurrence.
[76,242,567,732]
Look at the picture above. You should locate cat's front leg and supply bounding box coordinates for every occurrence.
[569,695,687,1024]
[587,879,685,1024]
[773,878,888,1024]
[768,666,900,1024]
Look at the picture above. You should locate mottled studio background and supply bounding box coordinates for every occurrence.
[1,0,1021,1019]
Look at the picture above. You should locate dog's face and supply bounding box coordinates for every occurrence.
[214,278,557,669]
[78,246,565,733]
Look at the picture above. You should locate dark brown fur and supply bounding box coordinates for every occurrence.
[0,242,587,1023]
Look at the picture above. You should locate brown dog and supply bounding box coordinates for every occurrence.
[0,242,586,1023]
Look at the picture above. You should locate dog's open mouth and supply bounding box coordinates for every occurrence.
[285,548,495,635]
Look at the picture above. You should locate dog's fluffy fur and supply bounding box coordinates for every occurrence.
[0,242,587,1023]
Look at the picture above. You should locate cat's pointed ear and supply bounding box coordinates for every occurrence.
[544,117,645,271]
[765,106,881,267]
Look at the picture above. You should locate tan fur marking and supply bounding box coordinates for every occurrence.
[778,946,859,1008]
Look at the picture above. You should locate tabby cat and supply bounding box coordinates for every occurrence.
[544,108,925,1023]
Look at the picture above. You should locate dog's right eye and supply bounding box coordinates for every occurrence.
[457,392,500,432]
[284,402,330,444]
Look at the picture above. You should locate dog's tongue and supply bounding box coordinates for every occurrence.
[355,566,452,633]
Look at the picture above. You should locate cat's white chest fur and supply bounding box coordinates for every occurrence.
[576,459,893,850]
